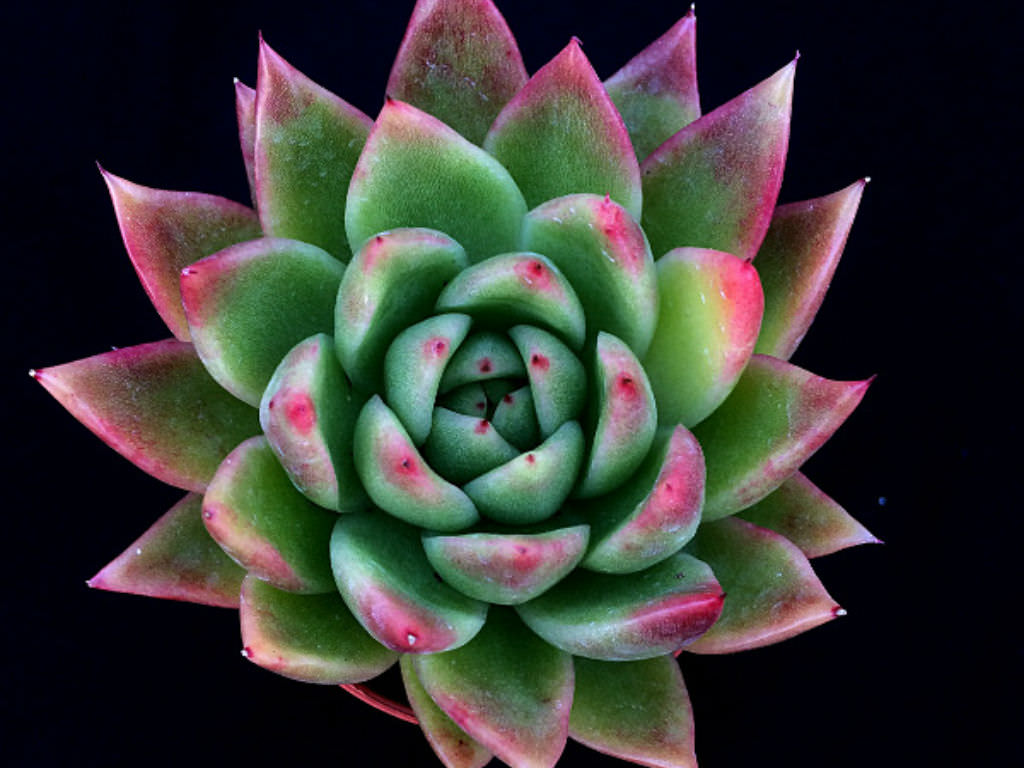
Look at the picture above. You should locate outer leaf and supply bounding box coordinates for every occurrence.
[255,39,372,260]
[738,472,880,558]
[234,78,258,204]
[401,656,494,768]
[181,237,344,407]
[101,170,262,342]
[685,516,842,653]
[693,355,871,519]
[580,425,704,575]
[32,340,259,492]
[345,98,527,263]
[484,39,642,219]
[641,59,795,260]
[239,575,397,684]
[387,0,527,145]
[260,333,367,513]
[412,608,573,768]
[335,228,468,392]
[521,194,658,356]
[643,247,764,428]
[330,513,488,653]
[88,493,244,608]
[604,10,700,161]
[422,524,590,605]
[203,436,338,594]
[353,396,479,532]
[570,656,696,768]
[517,552,723,660]
[754,179,867,359]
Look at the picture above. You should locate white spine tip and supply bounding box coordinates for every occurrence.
[28,368,38,379]
[863,175,872,183]
[794,49,802,61]
[833,607,848,617]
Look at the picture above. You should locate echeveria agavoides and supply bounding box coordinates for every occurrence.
[36,2,875,766]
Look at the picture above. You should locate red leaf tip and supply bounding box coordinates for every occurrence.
[570,35,583,48]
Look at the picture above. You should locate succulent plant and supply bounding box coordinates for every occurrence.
[33,1,877,766]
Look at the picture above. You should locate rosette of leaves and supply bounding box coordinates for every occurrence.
[34,1,876,766]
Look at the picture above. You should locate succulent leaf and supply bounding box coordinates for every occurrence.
[386,314,474,444]
[335,228,469,392]
[353,396,480,531]
[401,656,494,768]
[685,516,841,653]
[490,385,540,450]
[438,330,526,393]
[330,512,488,653]
[485,39,642,219]
[580,425,704,575]
[517,551,723,660]
[412,607,573,768]
[423,524,590,604]
[387,0,527,146]
[436,253,587,351]
[181,237,344,406]
[521,194,658,356]
[255,40,372,260]
[754,179,867,359]
[203,436,338,593]
[569,655,696,768]
[643,247,764,428]
[577,332,658,498]
[439,382,490,418]
[234,79,258,204]
[260,333,366,513]
[463,421,584,525]
[694,355,872,519]
[641,59,795,260]
[87,493,245,608]
[508,325,586,437]
[345,98,527,263]
[423,407,520,484]
[738,472,880,558]
[101,170,262,342]
[604,10,700,162]
[33,340,259,491]
[240,575,398,684]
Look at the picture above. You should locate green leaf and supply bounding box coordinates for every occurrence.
[345,98,527,263]
[260,334,367,512]
[516,551,723,660]
[485,40,642,219]
[33,340,259,492]
[254,40,372,260]
[438,331,525,393]
[643,246,764,428]
[685,516,842,653]
[181,237,344,406]
[507,325,586,438]
[330,512,487,653]
[412,608,573,768]
[386,0,527,145]
[88,493,245,608]
[203,436,338,593]
[240,575,397,684]
[423,408,519,484]
[641,60,795,260]
[570,656,696,768]
[693,355,872,519]
[352,396,479,531]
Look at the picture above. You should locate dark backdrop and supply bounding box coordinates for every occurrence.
[5,0,1019,765]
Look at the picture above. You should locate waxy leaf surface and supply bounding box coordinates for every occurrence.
[203,436,338,593]
[387,0,527,145]
[88,493,245,608]
[641,60,795,260]
[485,40,642,218]
[181,237,344,406]
[234,79,258,204]
[34,340,259,492]
[413,608,573,768]
[102,171,262,341]
[255,40,372,260]
[685,516,841,653]
[240,575,397,684]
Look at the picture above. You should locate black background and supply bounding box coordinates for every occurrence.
[4,0,1019,765]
